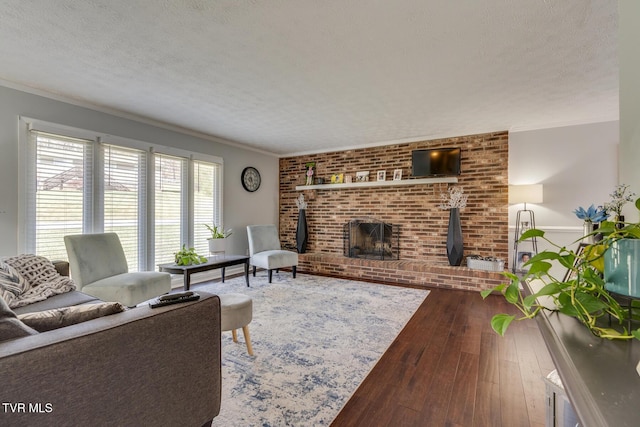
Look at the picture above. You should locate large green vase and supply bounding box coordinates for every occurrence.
[604,239,640,297]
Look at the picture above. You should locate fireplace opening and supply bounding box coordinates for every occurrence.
[343,218,399,260]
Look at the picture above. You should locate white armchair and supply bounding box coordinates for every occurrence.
[64,233,171,306]
[246,225,298,283]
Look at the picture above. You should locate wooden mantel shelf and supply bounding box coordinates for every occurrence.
[295,176,458,191]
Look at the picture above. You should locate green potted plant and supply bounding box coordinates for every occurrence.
[481,197,640,341]
[204,223,232,254]
[174,244,208,266]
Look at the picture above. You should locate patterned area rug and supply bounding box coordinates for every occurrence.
[195,272,429,426]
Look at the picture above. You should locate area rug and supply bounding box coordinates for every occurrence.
[194,272,429,426]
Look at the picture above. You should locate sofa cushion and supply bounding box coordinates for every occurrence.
[13,291,102,316]
[17,302,126,332]
[0,296,38,342]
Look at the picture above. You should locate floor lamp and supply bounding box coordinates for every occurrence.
[509,184,543,273]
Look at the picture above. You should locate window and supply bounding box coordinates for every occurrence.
[30,131,93,260]
[21,118,223,270]
[103,144,147,271]
[193,160,222,256]
[154,154,185,265]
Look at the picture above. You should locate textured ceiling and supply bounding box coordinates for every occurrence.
[0,0,618,156]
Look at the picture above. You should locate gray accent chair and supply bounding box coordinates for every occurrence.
[247,225,298,283]
[64,232,171,306]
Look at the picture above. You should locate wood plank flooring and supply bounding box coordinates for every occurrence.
[331,287,556,427]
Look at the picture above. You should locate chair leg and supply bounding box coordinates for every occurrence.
[292,266,297,278]
[242,325,254,356]
[252,266,256,277]
[232,329,238,343]
[268,269,273,283]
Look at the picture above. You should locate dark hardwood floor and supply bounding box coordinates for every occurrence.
[331,287,556,427]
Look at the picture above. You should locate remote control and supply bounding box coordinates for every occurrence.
[159,291,194,301]
[149,292,200,308]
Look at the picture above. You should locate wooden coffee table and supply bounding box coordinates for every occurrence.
[158,255,250,291]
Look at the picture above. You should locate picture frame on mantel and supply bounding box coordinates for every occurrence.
[377,170,386,181]
[393,169,402,181]
[356,171,369,182]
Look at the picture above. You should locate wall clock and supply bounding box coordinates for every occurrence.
[241,166,261,192]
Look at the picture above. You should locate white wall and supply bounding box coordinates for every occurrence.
[0,85,279,257]
[509,121,619,272]
[619,0,640,222]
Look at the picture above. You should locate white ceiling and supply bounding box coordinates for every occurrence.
[0,0,618,156]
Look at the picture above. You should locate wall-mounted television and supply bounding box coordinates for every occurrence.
[411,147,461,177]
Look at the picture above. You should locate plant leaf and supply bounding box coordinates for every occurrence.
[480,289,493,299]
[490,314,515,336]
[519,228,544,242]
[504,281,520,304]
[526,260,552,276]
[574,291,608,314]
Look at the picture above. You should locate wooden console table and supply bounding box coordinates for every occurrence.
[526,281,640,426]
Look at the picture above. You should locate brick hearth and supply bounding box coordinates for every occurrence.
[297,252,506,292]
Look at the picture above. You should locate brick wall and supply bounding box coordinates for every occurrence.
[279,131,509,291]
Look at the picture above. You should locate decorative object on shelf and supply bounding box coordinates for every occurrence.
[509,184,543,272]
[241,166,261,192]
[604,239,640,297]
[446,208,463,266]
[605,183,635,229]
[466,255,504,272]
[440,186,468,266]
[393,169,402,181]
[345,175,352,183]
[574,204,608,244]
[355,171,369,182]
[305,162,316,186]
[316,177,325,185]
[174,244,208,266]
[204,223,233,254]
[481,197,640,341]
[295,194,308,254]
[376,170,386,181]
[330,173,344,184]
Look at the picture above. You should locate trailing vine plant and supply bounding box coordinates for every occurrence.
[481,198,640,341]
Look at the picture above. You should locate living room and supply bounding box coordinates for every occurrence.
[0,1,638,426]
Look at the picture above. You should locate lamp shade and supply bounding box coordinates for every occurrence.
[509,184,543,204]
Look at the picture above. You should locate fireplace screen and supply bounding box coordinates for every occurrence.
[343,219,399,260]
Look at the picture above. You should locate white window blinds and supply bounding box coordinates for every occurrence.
[154,153,185,265]
[22,118,224,270]
[193,160,222,255]
[103,144,147,271]
[29,131,93,260]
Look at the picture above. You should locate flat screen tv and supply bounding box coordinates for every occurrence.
[411,147,461,177]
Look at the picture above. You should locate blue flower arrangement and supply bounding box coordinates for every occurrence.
[573,204,609,223]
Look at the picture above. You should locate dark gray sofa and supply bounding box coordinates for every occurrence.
[0,262,221,426]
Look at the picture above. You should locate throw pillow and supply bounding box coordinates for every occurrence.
[0,296,38,342]
[18,302,126,332]
[0,261,27,306]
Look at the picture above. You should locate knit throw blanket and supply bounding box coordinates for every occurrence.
[0,254,76,309]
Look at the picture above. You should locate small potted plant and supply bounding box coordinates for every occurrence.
[604,183,636,226]
[204,223,232,254]
[174,244,208,266]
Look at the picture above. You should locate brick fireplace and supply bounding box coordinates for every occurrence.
[279,131,509,291]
